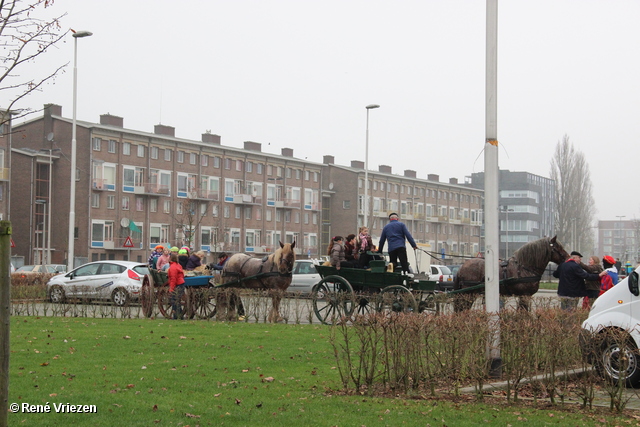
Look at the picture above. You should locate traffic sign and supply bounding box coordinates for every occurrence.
[123,236,134,248]
[10,238,14,248]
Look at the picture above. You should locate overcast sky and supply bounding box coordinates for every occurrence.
[15,0,640,222]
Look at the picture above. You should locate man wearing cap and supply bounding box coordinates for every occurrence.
[553,251,600,310]
[208,252,230,271]
[378,213,417,275]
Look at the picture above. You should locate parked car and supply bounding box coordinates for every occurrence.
[16,264,67,275]
[581,267,640,386]
[445,264,461,279]
[47,261,149,306]
[429,265,454,291]
[287,259,321,295]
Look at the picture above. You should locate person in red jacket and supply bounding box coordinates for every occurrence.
[167,253,186,319]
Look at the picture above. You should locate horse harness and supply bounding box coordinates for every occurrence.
[222,254,292,289]
[498,257,544,287]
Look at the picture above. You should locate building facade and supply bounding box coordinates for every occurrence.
[322,156,484,264]
[0,110,13,223]
[597,219,639,266]
[471,170,556,259]
[11,104,323,267]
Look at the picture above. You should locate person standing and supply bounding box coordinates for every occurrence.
[582,255,603,309]
[378,213,417,275]
[599,255,619,294]
[553,251,600,310]
[167,253,186,320]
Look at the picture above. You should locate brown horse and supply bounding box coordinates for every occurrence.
[453,236,569,311]
[220,241,296,322]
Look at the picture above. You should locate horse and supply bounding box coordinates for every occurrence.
[219,241,296,322]
[452,236,569,311]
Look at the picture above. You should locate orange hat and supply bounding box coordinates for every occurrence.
[154,245,164,251]
[603,255,616,265]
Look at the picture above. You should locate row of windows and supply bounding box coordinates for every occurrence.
[91,220,317,251]
[358,179,481,204]
[92,139,320,181]
[90,193,319,224]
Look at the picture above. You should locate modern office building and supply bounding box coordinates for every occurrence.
[322,156,484,264]
[11,104,323,267]
[470,170,556,258]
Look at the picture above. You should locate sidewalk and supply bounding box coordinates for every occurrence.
[460,368,640,410]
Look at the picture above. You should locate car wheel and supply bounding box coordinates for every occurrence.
[599,334,640,387]
[49,285,65,303]
[111,288,130,307]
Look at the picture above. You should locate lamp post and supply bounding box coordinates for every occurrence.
[68,30,92,272]
[363,104,379,229]
[502,207,514,259]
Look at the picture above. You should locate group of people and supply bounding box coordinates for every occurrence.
[327,212,417,274]
[148,245,232,320]
[553,250,619,310]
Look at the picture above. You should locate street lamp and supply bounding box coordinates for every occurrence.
[68,29,92,272]
[363,104,379,229]
[502,207,514,259]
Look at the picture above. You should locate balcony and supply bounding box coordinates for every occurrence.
[304,202,320,210]
[437,216,449,223]
[92,179,107,190]
[143,183,171,196]
[190,189,219,201]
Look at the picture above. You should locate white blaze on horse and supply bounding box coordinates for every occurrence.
[221,241,296,322]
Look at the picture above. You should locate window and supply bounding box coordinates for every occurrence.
[123,142,131,155]
[122,196,130,210]
[190,152,196,165]
[343,200,351,209]
[136,197,144,211]
[224,206,230,218]
[177,151,184,163]
[108,140,117,153]
[266,209,272,221]
[286,168,292,178]
[244,206,252,220]
[256,163,263,174]
[176,201,183,215]
[91,220,114,246]
[123,166,145,191]
[107,195,115,209]
[224,158,231,170]
[150,146,159,159]
[295,169,301,179]
[212,204,219,217]
[213,156,221,168]
[164,148,172,161]
[150,198,158,212]
[236,160,243,171]
[91,193,99,208]
[92,137,101,151]
[201,154,208,167]
[150,224,170,245]
[93,162,116,190]
[246,162,252,173]
[137,144,145,157]
[235,206,241,219]
[304,170,309,180]
[163,201,171,213]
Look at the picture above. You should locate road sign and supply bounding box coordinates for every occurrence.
[10,238,14,248]
[123,236,134,248]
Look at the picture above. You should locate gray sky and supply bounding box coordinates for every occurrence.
[16,0,640,221]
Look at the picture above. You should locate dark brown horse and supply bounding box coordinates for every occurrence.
[220,241,296,322]
[453,236,569,311]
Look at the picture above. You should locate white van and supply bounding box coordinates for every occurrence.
[581,267,640,386]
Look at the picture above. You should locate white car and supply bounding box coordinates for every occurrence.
[287,259,321,295]
[429,265,454,291]
[47,261,149,306]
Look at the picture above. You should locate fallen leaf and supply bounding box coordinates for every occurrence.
[235,398,242,405]
[123,336,131,339]
[263,377,274,382]
[40,362,49,366]
[186,413,200,418]
[152,405,158,412]
[126,384,135,389]
[49,393,57,397]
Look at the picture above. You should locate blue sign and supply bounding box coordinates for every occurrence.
[441,248,445,259]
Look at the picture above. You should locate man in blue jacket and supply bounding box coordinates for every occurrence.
[378,213,417,275]
[553,250,600,310]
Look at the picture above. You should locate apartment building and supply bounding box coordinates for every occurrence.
[11,104,322,267]
[322,156,484,263]
[470,170,556,258]
[597,219,639,265]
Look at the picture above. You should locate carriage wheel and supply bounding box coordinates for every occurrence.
[377,285,417,314]
[157,286,190,320]
[312,275,355,325]
[353,293,376,316]
[188,286,217,319]
[140,275,155,318]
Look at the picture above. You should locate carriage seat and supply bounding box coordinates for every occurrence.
[369,260,386,273]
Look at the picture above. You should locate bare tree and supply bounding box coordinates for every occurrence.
[171,196,212,249]
[1,0,68,123]
[550,135,596,253]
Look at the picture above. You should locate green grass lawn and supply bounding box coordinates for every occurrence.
[7,316,628,426]
[539,281,558,290]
